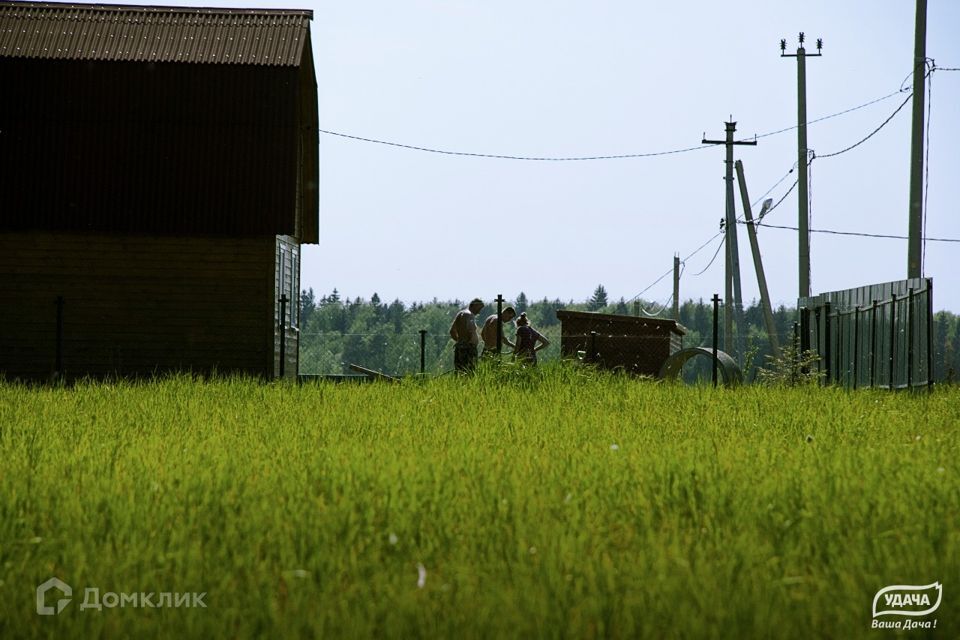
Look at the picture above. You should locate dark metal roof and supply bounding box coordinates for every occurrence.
[0,1,312,66]
[555,310,686,336]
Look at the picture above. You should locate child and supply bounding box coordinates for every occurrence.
[513,312,550,365]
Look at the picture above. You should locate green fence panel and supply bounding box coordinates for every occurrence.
[798,278,932,390]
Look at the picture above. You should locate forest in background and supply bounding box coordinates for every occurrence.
[298,285,960,381]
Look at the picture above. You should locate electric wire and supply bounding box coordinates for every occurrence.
[740,87,909,142]
[737,221,960,243]
[317,129,712,161]
[749,162,797,210]
[814,91,913,159]
[689,235,725,277]
[626,231,724,302]
[318,79,925,161]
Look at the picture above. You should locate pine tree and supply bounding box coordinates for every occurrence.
[588,285,608,311]
[516,292,528,313]
[388,299,405,334]
[614,297,629,315]
[951,320,960,382]
[300,287,317,327]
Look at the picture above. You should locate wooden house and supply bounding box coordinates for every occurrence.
[0,1,318,381]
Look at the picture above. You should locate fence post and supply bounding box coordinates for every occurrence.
[496,294,504,358]
[712,294,720,388]
[814,307,822,381]
[419,329,427,374]
[836,313,843,386]
[853,307,860,390]
[823,303,831,384]
[279,294,288,378]
[870,300,878,389]
[55,295,64,381]
[926,279,934,389]
[589,331,598,364]
[888,292,897,390]
[907,287,915,389]
[792,321,799,386]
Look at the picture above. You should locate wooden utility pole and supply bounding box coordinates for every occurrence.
[672,254,681,320]
[703,121,755,364]
[735,160,781,355]
[781,33,822,300]
[907,0,927,278]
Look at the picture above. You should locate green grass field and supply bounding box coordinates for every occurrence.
[1,365,957,638]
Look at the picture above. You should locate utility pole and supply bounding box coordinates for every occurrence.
[735,160,781,356]
[781,32,822,300]
[712,293,720,388]
[495,293,504,357]
[672,254,681,320]
[907,0,927,279]
[702,121,755,364]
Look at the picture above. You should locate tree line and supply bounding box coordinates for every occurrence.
[298,285,960,382]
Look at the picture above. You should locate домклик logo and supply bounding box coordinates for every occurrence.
[36,577,72,616]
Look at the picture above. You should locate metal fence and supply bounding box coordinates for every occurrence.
[798,278,933,389]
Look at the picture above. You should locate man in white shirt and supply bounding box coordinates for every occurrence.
[449,298,484,372]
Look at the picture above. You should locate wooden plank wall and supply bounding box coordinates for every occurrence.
[0,232,274,381]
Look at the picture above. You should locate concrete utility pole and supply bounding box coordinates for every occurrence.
[702,121,755,364]
[781,32,822,300]
[907,0,927,279]
[735,160,781,356]
[672,254,681,320]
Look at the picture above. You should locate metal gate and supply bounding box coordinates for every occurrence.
[798,278,933,390]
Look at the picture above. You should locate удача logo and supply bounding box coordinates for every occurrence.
[872,582,942,618]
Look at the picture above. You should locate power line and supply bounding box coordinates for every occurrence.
[318,129,712,161]
[627,266,673,302]
[814,92,913,159]
[749,163,797,210]
[626,232,723,302]
[689,234,725,277]
[627,156,803,303]
[758,177,799,221]
[740,87,909,142]
[319,80,922,161]
[737,220,960,243]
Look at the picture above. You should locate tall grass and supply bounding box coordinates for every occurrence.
[1,365,957,638]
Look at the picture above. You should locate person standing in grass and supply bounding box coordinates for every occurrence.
[513,312,549,365]
[449,298,484,372]
[480,306,517,359]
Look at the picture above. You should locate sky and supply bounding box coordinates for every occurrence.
[115,0,960,311]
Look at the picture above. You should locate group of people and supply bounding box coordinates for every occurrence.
[449,298,550,372]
